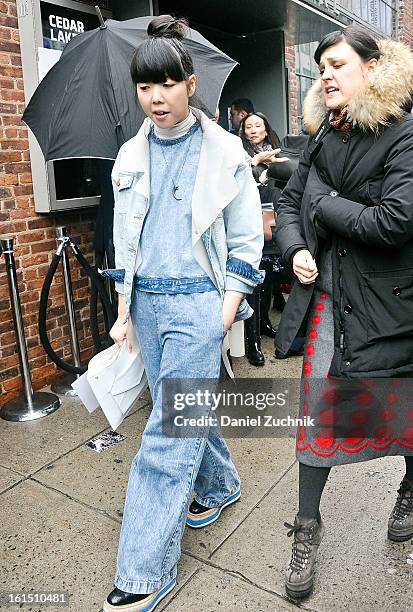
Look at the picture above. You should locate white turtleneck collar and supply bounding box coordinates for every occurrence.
[153,109,196,140]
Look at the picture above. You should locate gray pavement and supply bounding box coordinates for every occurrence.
[1,310,412,612]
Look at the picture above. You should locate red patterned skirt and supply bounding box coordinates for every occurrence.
[296,248,413,467]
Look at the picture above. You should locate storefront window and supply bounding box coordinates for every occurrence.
[340,0,396,36]
[294,0,396,132]
[295,41,319,133]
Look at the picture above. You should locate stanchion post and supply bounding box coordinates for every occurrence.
[50,226,82,395]
[0,235,60,422]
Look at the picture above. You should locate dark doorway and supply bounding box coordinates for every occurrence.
[157,0,288,136]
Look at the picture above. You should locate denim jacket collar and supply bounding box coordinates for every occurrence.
[117,108,242,242]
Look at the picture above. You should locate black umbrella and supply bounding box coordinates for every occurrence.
[22,17,237,161]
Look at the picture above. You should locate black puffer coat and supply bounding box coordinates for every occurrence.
[275,39,413,378]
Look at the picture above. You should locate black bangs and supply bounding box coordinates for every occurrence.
[314,27,381,65]
[130,38,192,84]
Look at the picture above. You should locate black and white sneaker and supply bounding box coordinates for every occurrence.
[103,578,176,612]
[186,489,241,528]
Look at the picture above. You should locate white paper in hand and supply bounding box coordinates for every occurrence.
[71,371,100,413]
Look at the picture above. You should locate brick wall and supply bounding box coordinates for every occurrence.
[399,0,413,47]
[284,32,298,135]
[0,0,100,407]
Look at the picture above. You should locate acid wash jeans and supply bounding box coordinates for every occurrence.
[114,288,240,594]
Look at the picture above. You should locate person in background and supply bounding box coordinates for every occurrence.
[240,111,282,179]
[240,112,288,365]
[229,97,254,134]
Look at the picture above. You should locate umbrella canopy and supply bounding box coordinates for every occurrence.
[22,17,237,161]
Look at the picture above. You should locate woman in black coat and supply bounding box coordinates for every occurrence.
[275,27,413,599]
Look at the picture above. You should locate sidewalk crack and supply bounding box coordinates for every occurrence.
[30,477,123,524]
[207,459,297,558]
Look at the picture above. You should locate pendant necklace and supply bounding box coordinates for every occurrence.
[159,130,196,201]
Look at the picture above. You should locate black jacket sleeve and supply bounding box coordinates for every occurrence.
[275,139,313,262]
[316,129,413,248]
[251,162,267,182]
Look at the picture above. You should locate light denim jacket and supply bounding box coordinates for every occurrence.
[107,108,264,323]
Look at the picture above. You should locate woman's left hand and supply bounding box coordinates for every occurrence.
[222,312,235,332]
[222,291,243,332]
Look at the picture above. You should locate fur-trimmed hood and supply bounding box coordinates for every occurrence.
[303,39,413,135]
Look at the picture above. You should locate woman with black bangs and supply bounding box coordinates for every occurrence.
[102,15,264,612]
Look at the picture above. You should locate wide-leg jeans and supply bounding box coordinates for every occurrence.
[114,289,240,594]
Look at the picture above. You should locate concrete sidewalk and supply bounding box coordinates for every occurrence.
[1,326,412,612]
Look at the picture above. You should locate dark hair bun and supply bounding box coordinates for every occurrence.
[147,15,188,40]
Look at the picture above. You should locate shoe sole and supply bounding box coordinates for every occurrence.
[388,529,413,542]
[285,582,314,600]
[186,490,241,529]
[103,578,176,612]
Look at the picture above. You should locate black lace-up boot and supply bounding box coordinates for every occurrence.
[284,514,325,599]
[388,477,413,542]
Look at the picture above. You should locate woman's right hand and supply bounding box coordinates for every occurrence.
[252,149,277,165]
[109,294,133,352]
[109,316,133,352]
[292,249,319,284]
[252,148,289,166]
[109,316,127,346]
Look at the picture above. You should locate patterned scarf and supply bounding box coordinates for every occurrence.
[250,139,273,154]
[329,106,352,132]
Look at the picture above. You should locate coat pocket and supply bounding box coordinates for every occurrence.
[355,180,382,206]
[361,268,413,341]
[115,173,137,213]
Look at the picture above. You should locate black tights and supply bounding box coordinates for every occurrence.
[299,456,413,520]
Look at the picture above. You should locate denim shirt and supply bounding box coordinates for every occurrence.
[105,108,264,323]
[136,121,215,293]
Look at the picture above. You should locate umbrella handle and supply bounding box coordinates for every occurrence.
[94,5,107,29]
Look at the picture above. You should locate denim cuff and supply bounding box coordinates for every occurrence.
[226,257,265,286]
[225,275,253,295]
[99,268,125,283]
[98,268,125,294]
